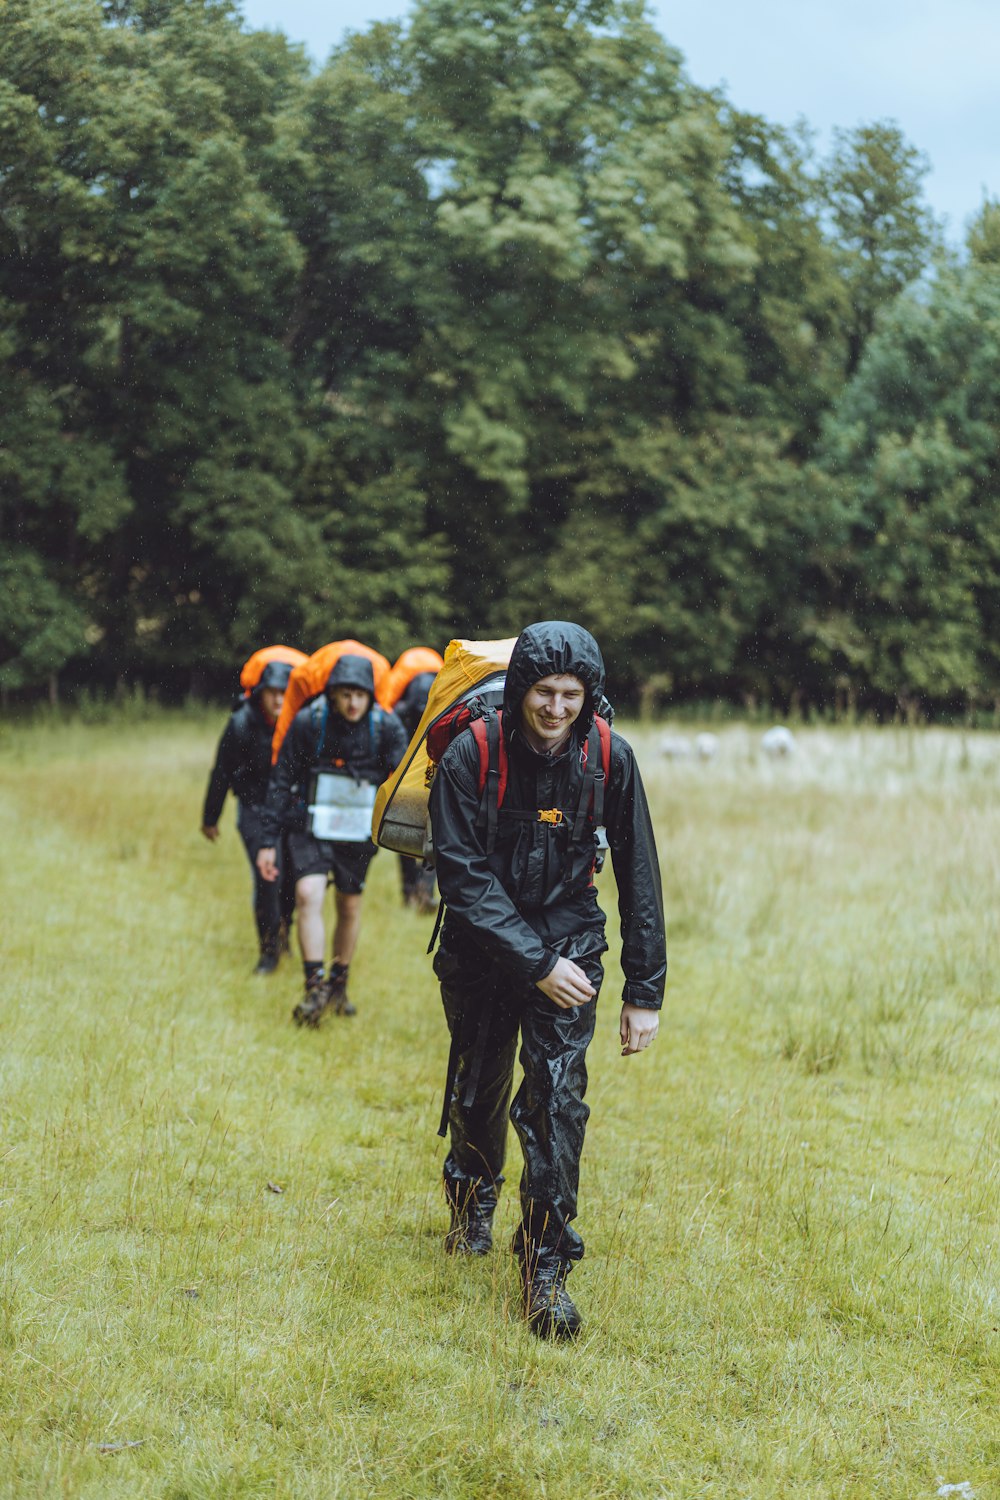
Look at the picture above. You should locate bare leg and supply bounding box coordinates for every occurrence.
[332,892,363,967]
[296,875,327,963]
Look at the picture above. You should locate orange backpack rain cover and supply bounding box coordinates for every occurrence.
[270,639,391,763]
[239,645,308,696]
[378,646,445,711]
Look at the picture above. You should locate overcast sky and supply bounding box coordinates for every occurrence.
[237,0,999,242]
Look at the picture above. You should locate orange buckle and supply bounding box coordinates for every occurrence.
[537,808,564,825]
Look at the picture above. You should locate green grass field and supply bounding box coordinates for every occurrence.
[1,713,998,1498]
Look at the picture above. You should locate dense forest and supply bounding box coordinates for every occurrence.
[3,0,1000,712]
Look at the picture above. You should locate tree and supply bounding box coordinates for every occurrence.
[967,197,1000,268]
[719,111,847,450]
[1,0,317,690]
[820,121,940,375]
[818,266,1000,706]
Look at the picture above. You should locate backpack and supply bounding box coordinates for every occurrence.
[270,639,391,764]
[372,637,516,859]
[380,647,445,713]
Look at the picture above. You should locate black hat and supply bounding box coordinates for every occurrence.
[325,654,376,697]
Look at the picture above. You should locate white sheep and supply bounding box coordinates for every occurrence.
[761,725,797,758]
[659,734,695,760]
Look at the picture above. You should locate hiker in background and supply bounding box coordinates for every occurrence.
[257,654,407,1026]
[380,647,444,913]
[429,621,666,1341]
[201,649,305,975]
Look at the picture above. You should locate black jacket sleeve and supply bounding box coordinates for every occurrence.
[202,719,238,827]
[260,714,314,844]
[430,736,558,986]
[604,734,667,1010]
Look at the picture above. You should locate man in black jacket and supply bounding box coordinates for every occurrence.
[201,660,297,975]
[429,621,666,1340]
[257,655,407,1025]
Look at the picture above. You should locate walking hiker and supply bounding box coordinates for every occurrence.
[257,654,407,1025]
[201,652,303,974]
[429,621,666,1340]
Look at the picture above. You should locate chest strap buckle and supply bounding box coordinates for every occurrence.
[537,808,564,825]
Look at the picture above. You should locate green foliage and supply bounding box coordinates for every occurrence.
[0,547,88,688]
[296,452,454,658]
[1,0,991,710]
[819,264,1000,703]
[967,196,1000,266]
[820,121,941,375]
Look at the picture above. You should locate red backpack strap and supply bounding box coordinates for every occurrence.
[471,710,507,852]
[470,715,490,791]
[593,715,611,827]
[571,715,611,841]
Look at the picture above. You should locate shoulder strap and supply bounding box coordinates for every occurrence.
[572,724,599,842]
[593,715,611,827]
[471,709,506,853]
[369,703,384,755]
[311,697,329,760]
[571,716,611,840]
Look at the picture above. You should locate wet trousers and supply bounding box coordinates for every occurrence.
[435,944,602,1263]
[237,804,296,954]
[400,853,437,904]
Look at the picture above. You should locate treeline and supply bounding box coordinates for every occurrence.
[3,0,1000,712]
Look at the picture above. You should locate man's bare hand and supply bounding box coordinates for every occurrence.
[536,957,596,1010]
[201,825,220,843]
[256,847,279,883]
[620,1003,658,1056]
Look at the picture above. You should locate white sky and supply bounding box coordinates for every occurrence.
[237,0,999,241]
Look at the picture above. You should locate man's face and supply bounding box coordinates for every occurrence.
[259,687,284,722]
[520,673,587,750]
[331,685,371,723]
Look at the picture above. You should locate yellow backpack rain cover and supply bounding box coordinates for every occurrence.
[371,637,516,858]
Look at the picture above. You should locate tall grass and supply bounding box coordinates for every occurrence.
[1,716,998,1497]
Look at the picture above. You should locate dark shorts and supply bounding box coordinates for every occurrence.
[287,832,378,894]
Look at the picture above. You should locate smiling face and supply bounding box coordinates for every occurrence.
[331,685,371,723]
[519,673,587,754]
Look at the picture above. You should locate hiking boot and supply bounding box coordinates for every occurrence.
[519,1256,581,1341]
[327,966,356,1017]
[444,1196,495,1256]
[253,952,279,976]
[292,974,330,1028]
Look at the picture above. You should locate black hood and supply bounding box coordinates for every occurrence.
[399,671,437,711]
[256,660,293,692]
[325,653,375,698]
[503,621,606,739]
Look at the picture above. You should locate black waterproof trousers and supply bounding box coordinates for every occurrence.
[237,804,295,954]
[400,853,437,905]
[435,943,602,1264]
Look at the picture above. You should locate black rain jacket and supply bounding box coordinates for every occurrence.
[430,621,666,1010]
[261,697,407,842]
[202,698,277,825]
[395,671,437,739]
